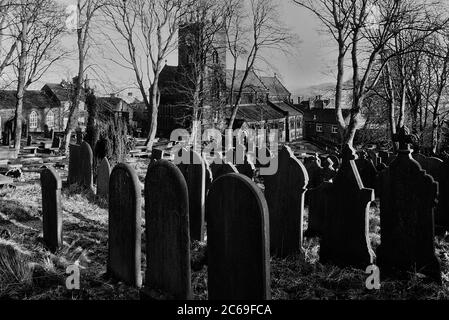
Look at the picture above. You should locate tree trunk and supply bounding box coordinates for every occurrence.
[63,27,85,154]
[146,81,160,151]
[13,18,28,157]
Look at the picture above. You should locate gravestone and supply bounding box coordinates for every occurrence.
[97,157,111,199]
[367,150,379,167]
[177,148,206,242]
[80,142,94,191]
[41,166,62,253]
[207,173,270,300]
[355,156,378,190]
[305,157,336,237]
[319,145,375,268]
[68,144,81,185]
[107,163,142,287]
[437,160,449,233]
[264,146,309,258]
[236,154,256,180]
[26,135,32,147]
[211,162,238,181]
[378,128,441,282]
[51,135,61,149]
[143,160,192,300]
[304,156,324,189]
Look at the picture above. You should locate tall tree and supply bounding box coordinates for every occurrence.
[62,0,104,154]
[103,0,191,151]
[10,0,66,155]
[226,0,292,129]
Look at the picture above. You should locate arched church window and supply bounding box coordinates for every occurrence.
[29,111,38,129]
[46,110,55,129]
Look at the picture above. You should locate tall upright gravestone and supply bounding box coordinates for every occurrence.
[319,145,375,269]
[68,144,81,185]
[263,146,309,258]
[80,142,94,191]
[207,173,270,300]
[143,160,192,300]
[176,148,206,242]
[378,128,441,282]
[97,157,111,199]
[355,154,378,190]
[305,156,336,237]
[108,163,142,287]
[41,166,62,253]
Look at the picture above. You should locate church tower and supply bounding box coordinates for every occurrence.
[178,19,227,105]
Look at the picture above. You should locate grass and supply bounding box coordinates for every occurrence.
[1,169,449,300]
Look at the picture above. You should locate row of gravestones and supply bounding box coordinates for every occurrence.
[43,134,445,300]
[304,129,443,282]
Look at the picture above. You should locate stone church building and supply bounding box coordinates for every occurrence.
[157,21,303,143]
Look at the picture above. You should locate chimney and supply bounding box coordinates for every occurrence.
[110,93,116,98]
[297,97,301,104]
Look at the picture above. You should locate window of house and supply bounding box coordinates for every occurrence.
[332,125,338,134]
[316,123,323,133]
[46,111,55,129]
[313,115,317,121]
[29,111,38,129]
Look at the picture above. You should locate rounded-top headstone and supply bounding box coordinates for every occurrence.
[207,173,270,300]
[108,163,142,287]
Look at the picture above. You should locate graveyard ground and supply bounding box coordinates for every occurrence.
[1,162,449,300]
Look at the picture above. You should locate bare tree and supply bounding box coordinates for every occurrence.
[9,0,66,155]
[103,0,191,150]
[226,0,293,130]
[62,0,105,154]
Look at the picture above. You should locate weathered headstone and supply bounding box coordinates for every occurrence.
[51,135,61,149]
[355,156,378,190]
[26,135,32,147]
[143,160,192,300]
[207,173,270,300]
[319,145,375,268]
[107,163,142,287]
[80,141,94,191]
[68,144,81,185]
[211,162,238,181]
[378,128,441,282]
[264,146,309,258]
[41,166,62,253]
[305,156,336,237]
[236,154,256,180]
[97,157,111,199]
[177,148,206,242]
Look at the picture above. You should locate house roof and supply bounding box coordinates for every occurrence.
[43,83,85,102]
[260,76,291,98]
[226,103,285,123]
[269,101,303,116]
[0,90,59,111]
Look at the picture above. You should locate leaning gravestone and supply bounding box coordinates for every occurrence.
[378,128,441,282]
[319,145,375,268]
[355,156,378,190]
[41,166,62,253]
[107,163,142,287]
[143,160,192,300]
[68,144,81,185]
[176,148,206,242]
[263,146,309,258]
[207,173,270,300]
[97,157,111,199]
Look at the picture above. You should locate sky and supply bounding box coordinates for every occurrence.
[32,0,338,98]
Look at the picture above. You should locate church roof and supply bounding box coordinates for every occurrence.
[0,90,59,110]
